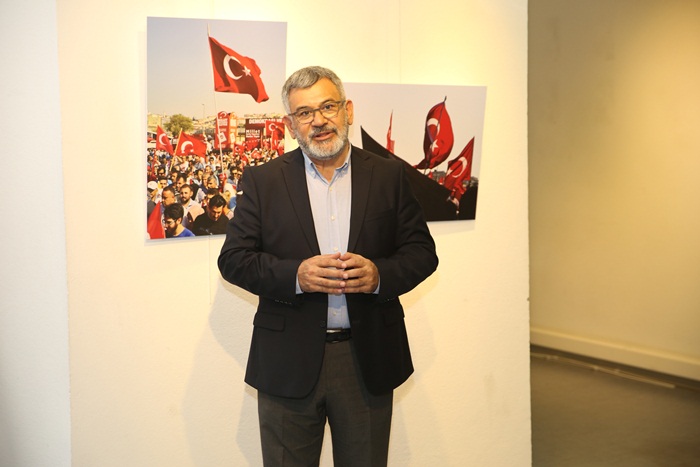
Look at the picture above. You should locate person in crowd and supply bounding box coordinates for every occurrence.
[157,175,169,191]
[146,181,159,219]
[161,185,177,208]
[217,66,438,466]
[174,174,188,198]
[179,184,204,229]
[201,187,218,210]
[191,194,228,236]
[191,168,205,203]
[218,172,236,207]
[205,175,219,192]
[163,203,194,238]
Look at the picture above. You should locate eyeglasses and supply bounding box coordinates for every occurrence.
[289,100,345,124]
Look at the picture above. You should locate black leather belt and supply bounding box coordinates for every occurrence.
[326,328,351,343]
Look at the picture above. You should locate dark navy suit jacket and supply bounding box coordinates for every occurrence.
[218,146,438,397]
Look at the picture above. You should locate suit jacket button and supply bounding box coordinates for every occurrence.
[319,321,327,328]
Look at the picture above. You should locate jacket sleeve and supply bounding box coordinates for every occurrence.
[371,162,439,302]
[217,166,302,305]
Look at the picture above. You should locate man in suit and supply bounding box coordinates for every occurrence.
[218,66,438,467]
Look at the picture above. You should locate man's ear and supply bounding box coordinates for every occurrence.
[345,100,354,125]
[283,116,297,140]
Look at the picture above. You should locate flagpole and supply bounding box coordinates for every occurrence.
[170,129,183,175]
[215,93,223,165]
[173,129,183,171]
[207,23,226,178]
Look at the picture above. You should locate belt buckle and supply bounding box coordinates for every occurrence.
[326,328,351,344]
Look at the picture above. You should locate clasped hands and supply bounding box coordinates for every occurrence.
[297,252,379,295]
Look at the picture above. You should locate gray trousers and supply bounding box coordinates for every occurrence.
[258,340,393,467]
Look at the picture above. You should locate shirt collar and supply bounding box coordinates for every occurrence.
[302,146,352,179]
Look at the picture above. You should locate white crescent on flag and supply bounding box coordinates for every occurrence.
[449,158,469,178]
[427,118,441,136]
[427,117,441,153]
[224,55,242,79]
[224,55,251,80]
[158,133,169,145]
[181,141,193,153]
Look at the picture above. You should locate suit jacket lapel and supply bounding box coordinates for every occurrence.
[281,149,321,255]
[348,147,372,252]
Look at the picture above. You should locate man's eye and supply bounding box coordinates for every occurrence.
[296,109,312,118]
[322,103,336,111]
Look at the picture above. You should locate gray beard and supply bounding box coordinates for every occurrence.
[295,116,350,161]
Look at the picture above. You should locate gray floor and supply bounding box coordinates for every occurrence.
[531,347,700,467]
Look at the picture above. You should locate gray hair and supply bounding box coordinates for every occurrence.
[281,66,346,114]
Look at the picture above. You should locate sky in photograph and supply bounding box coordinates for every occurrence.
[147,17,287,119]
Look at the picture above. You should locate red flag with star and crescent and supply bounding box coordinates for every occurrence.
[442,137,475,201]
[208,36,269,103]
[156,126,174,155]
[174,131,207,157]
[266,119,285,152]
[415,99,454,170]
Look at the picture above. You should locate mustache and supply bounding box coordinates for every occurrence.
[309,125,337,137]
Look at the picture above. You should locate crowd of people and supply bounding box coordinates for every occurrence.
[146,147,280,238]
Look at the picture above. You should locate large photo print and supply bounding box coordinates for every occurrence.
[345,83,486,222]
[146,17,287,240]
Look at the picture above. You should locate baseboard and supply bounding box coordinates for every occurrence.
[530,327,700,382]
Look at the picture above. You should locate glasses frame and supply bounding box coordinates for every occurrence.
[288,100,346,124]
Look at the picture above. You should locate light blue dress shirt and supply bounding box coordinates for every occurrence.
[298,148,352,329]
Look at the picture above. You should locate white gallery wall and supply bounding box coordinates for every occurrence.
[530,0,700,380]
[1,1,71,467]
[3,0,530,466]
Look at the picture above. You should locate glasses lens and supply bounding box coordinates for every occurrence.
[320,102,340,118]
[295,109,313,123]
[293,101,343,123]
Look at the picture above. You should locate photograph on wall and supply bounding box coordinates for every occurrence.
[146,17,287,240]
[344,83,486,221]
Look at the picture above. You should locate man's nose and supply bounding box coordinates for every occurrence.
[311,108,329,125]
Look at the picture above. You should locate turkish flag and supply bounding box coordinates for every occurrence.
[246,139,259,151]
[415,99,454,170]
[156,126,174,155]
[147,202,165,239]
[209,36,269,103]
[175,132,207,157]
[266,119,284,150]
[386,111,395,154]
[442,137,474,201]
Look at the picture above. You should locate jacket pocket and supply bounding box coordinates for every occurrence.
[253,312,285,332]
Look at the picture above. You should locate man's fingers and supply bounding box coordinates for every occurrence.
[298,254,348,293]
